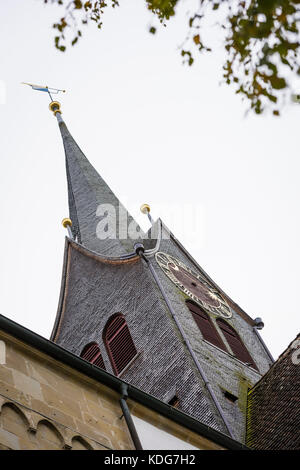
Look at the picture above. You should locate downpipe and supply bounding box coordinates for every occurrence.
[119,383,143,450]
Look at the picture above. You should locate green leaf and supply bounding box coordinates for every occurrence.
[269,76,287,90]
[74,0,83,9]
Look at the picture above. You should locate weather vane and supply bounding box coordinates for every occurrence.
[22,82,66,102]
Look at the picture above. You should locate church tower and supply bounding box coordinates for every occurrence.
[49,101,274,443]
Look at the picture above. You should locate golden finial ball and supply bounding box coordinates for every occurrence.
[49,101,62,115]
[140,204,151,214]
[62,218,72,228]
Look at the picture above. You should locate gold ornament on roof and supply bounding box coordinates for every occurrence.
[49,101,62,115]
[140,204,151,214]
[62,218,72,228]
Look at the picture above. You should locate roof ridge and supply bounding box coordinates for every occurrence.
[248,332,300,393]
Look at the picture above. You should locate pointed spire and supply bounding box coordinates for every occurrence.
[50,102,141,256]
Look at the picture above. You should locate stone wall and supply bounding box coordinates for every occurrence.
[0,330,133,450]
[0,329,225,450]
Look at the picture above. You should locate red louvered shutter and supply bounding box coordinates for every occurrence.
[217,319,258,370]
[92,353,106,370]
[80,343,106,370]
[104,315,137,375]
[186,301,226,351]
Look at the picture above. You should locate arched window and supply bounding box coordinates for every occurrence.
[216,319,258,370]
[103,314,137,375]
[186,300,226,351]
[80,342,106,370]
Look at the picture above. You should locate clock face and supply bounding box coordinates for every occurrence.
[155,251,232,319]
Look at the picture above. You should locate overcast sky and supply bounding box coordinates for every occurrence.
[0,0,299,360]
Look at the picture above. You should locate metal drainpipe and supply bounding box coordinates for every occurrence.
[135,245,234,439]
[119,383,143,450]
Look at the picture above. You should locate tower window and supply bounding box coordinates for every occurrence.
[224,391,238,403]
[216,319,258,371]
[80,342,106,370]
[103,314,137,375]
[186,300,226,351]
[168,395,179,408]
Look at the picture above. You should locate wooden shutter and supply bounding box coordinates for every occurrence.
[186,301,226,351]
[80,343,106,370]
[217,319,258,370]
[104,315,137,375]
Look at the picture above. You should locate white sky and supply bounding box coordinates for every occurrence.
[132,415,197,450]
[0,0,299,360]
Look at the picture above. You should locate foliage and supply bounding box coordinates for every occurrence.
[44,0,300,114]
